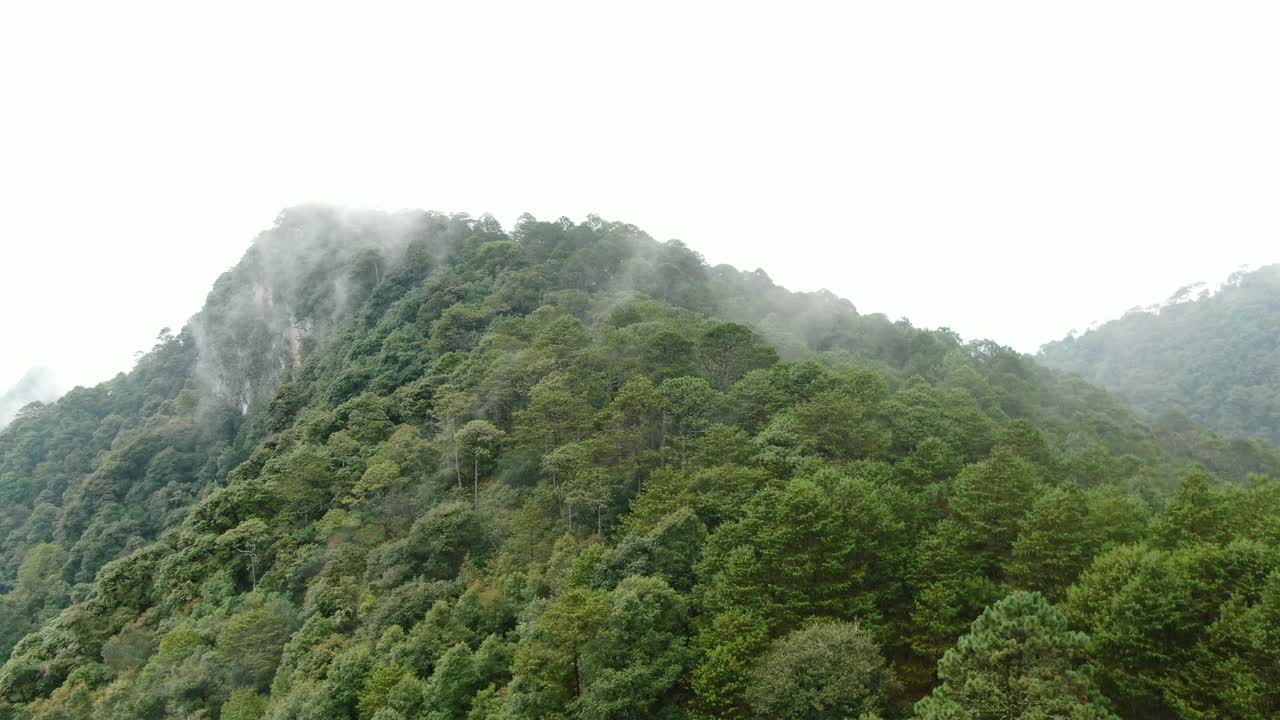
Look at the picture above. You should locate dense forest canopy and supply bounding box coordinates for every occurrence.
[1041,264,1280,446]
[1,206,1278,720]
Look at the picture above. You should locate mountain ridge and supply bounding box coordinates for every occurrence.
[1,206,1278,719]
[1040,263,1280,446]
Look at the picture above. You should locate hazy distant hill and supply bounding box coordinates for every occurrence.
[1040,265,1280,445]
[0,367,59,429]
[2,207,1279,719]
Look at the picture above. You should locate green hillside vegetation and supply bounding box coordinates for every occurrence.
[1,206,1278,720]
[1041,265,1280,445]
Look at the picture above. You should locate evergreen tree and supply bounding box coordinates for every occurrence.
[916,592,1118,720]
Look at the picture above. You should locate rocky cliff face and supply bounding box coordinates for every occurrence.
[190,205,443,416]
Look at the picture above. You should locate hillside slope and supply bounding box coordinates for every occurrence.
[1040,265,1280,445]
[1,207,1278,720]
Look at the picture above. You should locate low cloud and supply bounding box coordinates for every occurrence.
[0,366,61,429]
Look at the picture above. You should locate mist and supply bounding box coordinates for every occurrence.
[0,367,60,429]
[3,2,1280,395]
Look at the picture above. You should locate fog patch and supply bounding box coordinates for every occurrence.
[187,205,438,415]
[0,367,61,429]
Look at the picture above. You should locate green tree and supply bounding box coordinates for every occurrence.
[1006,486,1096,599]
[270,678,342,720]
[789,384,891,461]
[514,382,595,454]
[13,543,70,613]
[1166,570,1280,719]
[406,502,488,580]
[897,436,965,487]
[746,620,896,720]
[222,688,269,720]
[349,459,411,535]
[916,592,1119,720]
[541,442,589,496]
[658,376,720,468]
[623,465,773,534]
[424,643,482,720]
[101,623,157,673]
[1064,540,1278,717]
[429,303,491,355]
[272,446,339,522]
[907,575,1001,681]
[949,450,1041,572]
[509,588,609,718]
[565,468,620,536]
[217,600,296,690]
[1151,468,1237,547]
[215,517,272,591]
[576,576,690,720]
[689,610,769,720]
[698,322,778,391]
[697,479,873,631]
[457,420,506,508]
[359,662,411,720]
[594,507,707,592]
[600,376,665,489]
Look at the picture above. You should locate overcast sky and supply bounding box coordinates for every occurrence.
[2,1,1278,396]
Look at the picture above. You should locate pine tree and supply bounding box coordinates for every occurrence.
[915,591,1118,720]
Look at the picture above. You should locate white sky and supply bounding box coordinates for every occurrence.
[2,1,1278,395]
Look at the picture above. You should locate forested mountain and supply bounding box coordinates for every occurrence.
[1040,265,1280,446]
[2,206,1279,720]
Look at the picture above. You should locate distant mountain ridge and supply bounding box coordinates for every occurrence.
[0,367,60,429]
[1040,264,1280,445]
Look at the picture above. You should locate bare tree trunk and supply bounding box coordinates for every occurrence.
[453,435,463,492]
[473,456,479,510]
[660,418,668,468]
